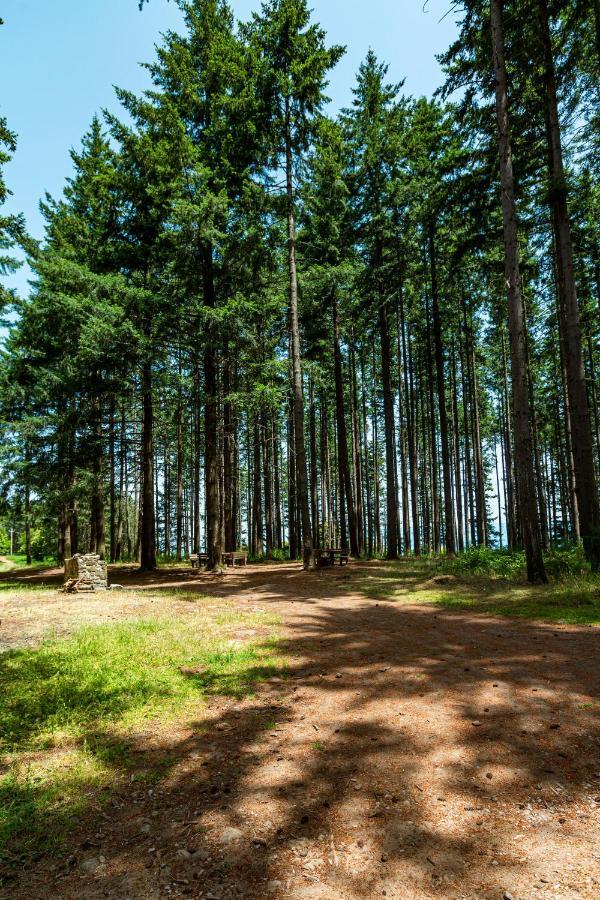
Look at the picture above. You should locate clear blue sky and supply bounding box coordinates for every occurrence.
[1,0,458,298]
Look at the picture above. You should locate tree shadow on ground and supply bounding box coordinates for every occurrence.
[2,562,599,898]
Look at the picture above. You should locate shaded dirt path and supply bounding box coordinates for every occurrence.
[3,560,600,899]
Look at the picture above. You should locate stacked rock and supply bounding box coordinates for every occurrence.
[64,553,108,591]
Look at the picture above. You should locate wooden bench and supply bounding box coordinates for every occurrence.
[190,553,209,568]
[317,547,350,567]
[222,551,248,567]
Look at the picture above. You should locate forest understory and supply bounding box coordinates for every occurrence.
[1,557,599,900]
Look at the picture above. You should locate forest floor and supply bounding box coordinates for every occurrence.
[0,558,599,899]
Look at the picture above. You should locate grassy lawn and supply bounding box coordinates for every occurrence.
[0,555,55,574]
[0,591,283,866]
[355,556,600,625]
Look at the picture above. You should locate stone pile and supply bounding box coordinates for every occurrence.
[64,553,108,591]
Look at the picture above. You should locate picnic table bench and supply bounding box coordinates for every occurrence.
[189,553,209,568]
[222,551,248,567]
[317,547,350,567]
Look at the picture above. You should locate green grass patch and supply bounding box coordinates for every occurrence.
[0,601,283,867]
[0,579,54,593]
[423,578,600,625]
[439,544,589,580]
[0,555,55,573]
[353,554,600,625]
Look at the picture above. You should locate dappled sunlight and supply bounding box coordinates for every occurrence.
[1,562,599,897]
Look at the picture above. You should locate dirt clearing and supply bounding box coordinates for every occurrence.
[1,560,599,899]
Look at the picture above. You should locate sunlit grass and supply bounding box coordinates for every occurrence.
[0,555,55,573]
[354,556,600,625]
[0,597,283,866]
[424,577,600,625]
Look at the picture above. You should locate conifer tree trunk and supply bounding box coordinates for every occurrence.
[287,395,297,559]
[140,359,157,571]
[537,0,600,569]
[223,355,235,552]
[464,305,487,545]
[417,370,432,551]
[460,334,475,546]
[124,415,131,560]
[379,289,399,559]
[273,413,283,549]
[586,331,600,478]
[371,341,382,554]
[494,434,503,547]
[333,290,359,555]
[203,243,222,570]
[501,329,517,548]
[428,225,455,555]
[319,394,328,548]
[163,431,170,557]
[451,351,464,552]
[109,401,116,562]
[25,481,32,565]
[525,324,549,550]
[425,297,440,552]
[253,419,263,557]
[490,0,546,582]
[263,410,274,556]
[404,319,420,555]
[285,101,314,569]
[309,380,319,550]
[115,404,125,561]
[396,307,410,554]
[193,365,201,555]
[176,391,184,561]
[555,325,580,539]
[350,340,365,555]
[89,395,106,559]
[359,351,374,556]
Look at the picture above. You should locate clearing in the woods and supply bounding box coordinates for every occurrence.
[0,560,599,900]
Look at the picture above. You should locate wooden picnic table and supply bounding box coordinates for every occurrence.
[317,547,350,567]
[222,551,248,567]
[191,552,248,568]
[189,553,209,568]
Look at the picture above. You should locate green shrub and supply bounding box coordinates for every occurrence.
[268,548,288,562]
[442,546,525,578]
[441,543,590,581]
[542,544,587,578]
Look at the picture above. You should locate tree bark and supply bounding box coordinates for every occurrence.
[428,224,456,555]
[537,0,600,569]
[350,339,365,555]
[333,290,359,555]
[25,481,32,565]
[175,390,183,560]
[140,360,157,571]
[203,243,222,570]
[285,99,314,569]
[379,289,399,559]
[451,350,464,553]
[425,293,440,553]
[491,0,547,582]
[253,418,263,557]
[309,379,319,550]
[109,401,116,562]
